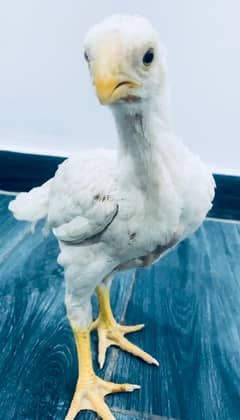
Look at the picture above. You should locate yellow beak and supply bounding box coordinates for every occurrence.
[94,76,140,105]
[92,39,140,105]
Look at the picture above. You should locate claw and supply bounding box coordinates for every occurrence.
[93,285,159,369]
[65,327,139,420]
[92,318,159,368]
[65,375,139,420]
[120,323,145,334]
[112,333,159,366]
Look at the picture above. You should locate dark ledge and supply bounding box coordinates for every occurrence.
[0,150,239,221]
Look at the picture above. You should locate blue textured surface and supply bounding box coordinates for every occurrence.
[0,193,240,419]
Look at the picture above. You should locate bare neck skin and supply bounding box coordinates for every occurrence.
[111,93,171,194]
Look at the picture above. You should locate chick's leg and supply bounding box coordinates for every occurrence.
[91,284,159,369]
[65,300,139,420]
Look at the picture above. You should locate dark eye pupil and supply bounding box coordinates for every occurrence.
[84,51,89,62]
[143,49,154,65]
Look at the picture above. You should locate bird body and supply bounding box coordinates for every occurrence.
[9,14,215,419]
[10,126,215,324]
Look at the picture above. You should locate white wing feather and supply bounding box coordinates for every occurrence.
[53,201,118,243]
[48,151,118,244]
[8,179,52,222]
[8,150,119,246]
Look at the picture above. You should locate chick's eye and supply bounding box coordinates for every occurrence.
[84,51,89,62]
[143,49,154,66]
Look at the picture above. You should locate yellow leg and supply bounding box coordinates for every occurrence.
[91,285,159,369]
[65,324,139,420]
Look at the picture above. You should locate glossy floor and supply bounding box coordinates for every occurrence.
[0,193,240,420]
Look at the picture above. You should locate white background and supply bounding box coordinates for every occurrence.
[0,0,239,174]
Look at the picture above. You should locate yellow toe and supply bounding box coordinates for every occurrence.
[65,326,139,420]
[93,318,159,368]
[93,285,159,368]
[65,375,139,420]
[120,323,145,334]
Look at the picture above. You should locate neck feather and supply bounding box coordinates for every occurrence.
[111,92,171,193]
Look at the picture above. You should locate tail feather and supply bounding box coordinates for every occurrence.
[9,179,52,222]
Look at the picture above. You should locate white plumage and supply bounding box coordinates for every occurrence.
[9,14,215,419]
[9,14,215,326]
